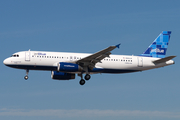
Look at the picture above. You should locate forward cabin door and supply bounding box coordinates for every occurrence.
[25,51,30,61]
[138,57,143,67]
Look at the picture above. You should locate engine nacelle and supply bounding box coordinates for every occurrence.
[57,62,83,72]
[51,71,75,80]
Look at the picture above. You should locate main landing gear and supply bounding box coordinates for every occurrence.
[79,79,85,85]
[85,74,91,80]
[78,73,91,85]
[24,69,29,80]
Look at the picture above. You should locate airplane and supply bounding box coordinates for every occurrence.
[3,31,176,85]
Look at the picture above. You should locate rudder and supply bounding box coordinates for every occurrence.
[140,31,171,58]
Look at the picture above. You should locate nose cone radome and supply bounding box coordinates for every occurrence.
[3,59,6,65]
[3,58,10,65]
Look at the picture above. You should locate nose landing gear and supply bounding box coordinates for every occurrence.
[24,69,29,80]
[24,75,28,80]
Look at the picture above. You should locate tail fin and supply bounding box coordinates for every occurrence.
[140,31,171,58]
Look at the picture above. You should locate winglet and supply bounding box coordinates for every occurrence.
[116,44,121,49]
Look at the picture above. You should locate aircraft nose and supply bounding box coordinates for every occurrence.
[3,58,10,65]
[3,59,7,65]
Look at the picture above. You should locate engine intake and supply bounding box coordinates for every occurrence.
[57,62,83,72]
[51,71,75,80]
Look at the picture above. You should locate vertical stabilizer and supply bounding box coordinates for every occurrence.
[140,31,171,58]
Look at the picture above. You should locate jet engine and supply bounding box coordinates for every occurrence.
[57,62,83,72]
[51,71,75,80]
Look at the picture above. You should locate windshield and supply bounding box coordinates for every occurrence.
[11,54,19,57]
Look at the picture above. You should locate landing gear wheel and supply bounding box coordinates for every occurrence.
[79,79,85,85]
[85,74,91,80]
[24,75,28,80]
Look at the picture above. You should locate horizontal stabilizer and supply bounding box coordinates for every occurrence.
[153,56,176,64]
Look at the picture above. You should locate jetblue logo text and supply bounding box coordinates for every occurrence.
[151,48,164,53]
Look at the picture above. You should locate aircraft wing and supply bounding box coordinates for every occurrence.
[76,44,120,70]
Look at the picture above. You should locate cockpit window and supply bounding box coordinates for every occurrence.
[11,54,19,57]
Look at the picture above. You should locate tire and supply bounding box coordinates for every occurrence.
[85,74,91,80]
[24,75,28,80]
[79,79,85,85]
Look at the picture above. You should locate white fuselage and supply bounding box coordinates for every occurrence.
[3,51,174,74]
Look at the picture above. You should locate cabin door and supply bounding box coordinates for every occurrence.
[138,57,143,67]
[25,51,30,61]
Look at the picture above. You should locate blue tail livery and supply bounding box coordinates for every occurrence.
[140,31,171,58]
